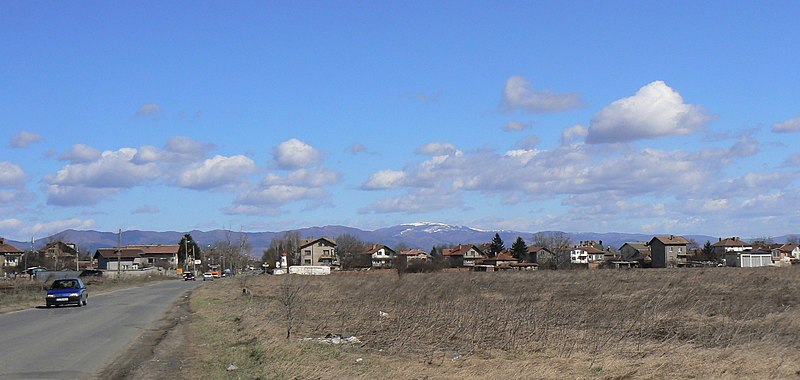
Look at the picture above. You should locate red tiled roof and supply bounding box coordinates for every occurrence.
[0,241,24,254]
[127,245,180,255]
[651,235,690,245]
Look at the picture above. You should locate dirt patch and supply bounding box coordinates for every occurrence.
[94,292,194,380]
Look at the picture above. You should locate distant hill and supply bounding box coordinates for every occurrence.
[3,222,795,258]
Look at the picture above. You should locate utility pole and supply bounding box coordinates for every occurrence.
[117,229,121,279]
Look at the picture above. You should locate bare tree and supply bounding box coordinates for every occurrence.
[786,235,800,245]
[533,232,573,269]
[335,233,367,270]
[264,231,302,266]
[278,274,307,341]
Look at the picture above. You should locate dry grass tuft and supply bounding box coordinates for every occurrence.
[185,267,800,379]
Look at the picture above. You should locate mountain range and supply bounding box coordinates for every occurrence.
[4,222,797,257]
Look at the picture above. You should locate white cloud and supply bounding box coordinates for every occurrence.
[362,170,408,190]
[415,142,458,156]
[772,116,800,133]
[235,185,327,207]
[273,138,321,169]
[586,81,716,144]
[515,135,541,149]
[30,218,95,237]
[505,121,534,131]
[60,144,101,163]
[47,148,160,188]
[45,148,161,206]
[361,189,462,214]
[135,103,162,117]
[174,155,256,190]
[10,130,44,148]
[45,185,120,206]
[0,161,26,188]
[561,124,588,146]
[133,136,211,164]
[264,167,340,188]
[502,75,583,113]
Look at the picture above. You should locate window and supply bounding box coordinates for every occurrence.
[304,259,311,264]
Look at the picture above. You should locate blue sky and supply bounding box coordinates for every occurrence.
[2,1,799,241]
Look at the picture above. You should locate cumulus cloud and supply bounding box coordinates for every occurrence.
[360,136,765,218]
[60,144,102,163]
[174,155,256,190]
[586,81,716,144]
[772,116,800,133]
[515,135,541,149]
[135,103,162,117]
[272,138,321,169]
[362,170,408,190]
[10,130,44,148]
[47,148,160,188]
[0,161,26,188]
[561,124,589,146]
[227,162,340,215]
[361,189,462,214]
[45,148,162,206]
[505,121,534,131]
[502,75,583,113]
[415,142,458,156]
[133,136,211,164]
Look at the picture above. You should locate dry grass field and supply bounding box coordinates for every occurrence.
[185,268,800,379]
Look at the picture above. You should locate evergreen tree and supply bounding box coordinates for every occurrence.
[178,233,201,266]
[701,240,714,260]
[489,233,504,257]
[511,236,528,260]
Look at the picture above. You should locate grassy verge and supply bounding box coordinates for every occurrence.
[187,268,800,379]
[0,273,177,314]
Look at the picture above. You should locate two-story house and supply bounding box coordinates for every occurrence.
[712,237,752,257]
[771,243,799,264]
[619,242,652,267]
[298,237,337,266]
[569,245,604,265]
[649,235,689,268]
[126,245,180,269]
[356,244,396,269]
[0,238,24,276]
[443,244,485,267]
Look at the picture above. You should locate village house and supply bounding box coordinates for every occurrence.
[619,242,651,267]
[649,235,689,268]
[771,243,799,265]
[0,238,24,276]
[526,245,552,264]
[712,237,752,257]
[724,248,773,267]
[442,244,485,267]
[41,241,80,270]
[395,248,430,270]
[298,237,337,266]
[354,244,396,269]
[126,245,180,268]
[476,251,520,268]
[94,248,147,270]
[569,242,605,265]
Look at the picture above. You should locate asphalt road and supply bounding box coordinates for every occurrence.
[0,280,202,380]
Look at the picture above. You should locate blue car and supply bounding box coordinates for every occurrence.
[46,278,88,308]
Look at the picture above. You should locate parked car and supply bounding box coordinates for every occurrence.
[202,272,213,281]
[183,272,196,281]
[46,278,88,308]
[26,266,47,276]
